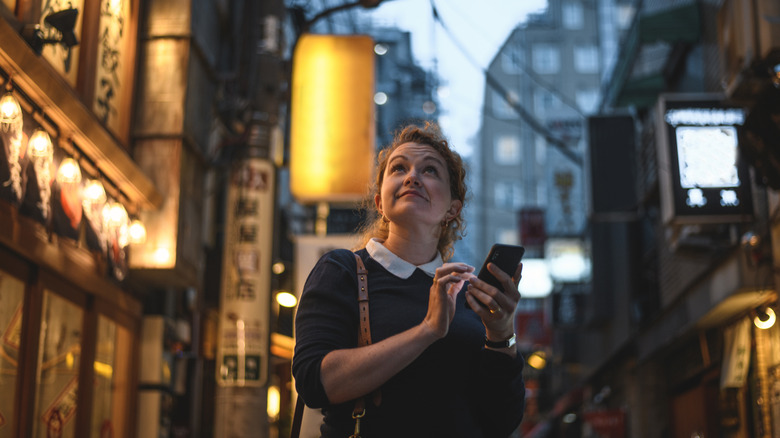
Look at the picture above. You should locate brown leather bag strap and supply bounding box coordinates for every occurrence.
[351,253,381,434]
[355,254,371,346]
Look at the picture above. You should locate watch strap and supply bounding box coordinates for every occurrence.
[485,333,516,349]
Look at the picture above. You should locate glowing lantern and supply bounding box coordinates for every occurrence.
[0,92,22,133]
[290,34,375,203]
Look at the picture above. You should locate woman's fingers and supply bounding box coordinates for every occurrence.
[467,263,523,332]
[512,263,524,289]
[426,264,475,338]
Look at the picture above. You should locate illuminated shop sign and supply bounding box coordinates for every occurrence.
[655,95,754,224]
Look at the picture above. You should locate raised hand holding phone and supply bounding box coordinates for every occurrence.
[466,244,525,311]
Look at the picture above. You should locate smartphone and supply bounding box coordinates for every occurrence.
[467,244,525,310]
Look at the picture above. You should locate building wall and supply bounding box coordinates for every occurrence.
[475,0,607,265]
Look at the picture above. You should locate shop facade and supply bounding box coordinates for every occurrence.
[0,0,154,436]
[0,0,224,435]
[533,0,780,436]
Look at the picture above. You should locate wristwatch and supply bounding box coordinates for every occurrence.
[485,333,516,349]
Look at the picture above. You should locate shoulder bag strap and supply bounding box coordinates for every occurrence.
[354,254,382,406]
[290,394,305,438]
[290,254,378,438]
[355,254,371,346]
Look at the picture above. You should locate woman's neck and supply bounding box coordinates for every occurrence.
[382,227,440,266]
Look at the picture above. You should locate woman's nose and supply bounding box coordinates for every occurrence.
[404,170,422,186]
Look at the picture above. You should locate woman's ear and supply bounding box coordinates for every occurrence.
[374,193,384,217]
[446,199,463,222]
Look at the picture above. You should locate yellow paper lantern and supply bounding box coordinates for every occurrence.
[290,34,375,203]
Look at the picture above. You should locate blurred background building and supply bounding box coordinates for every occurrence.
[0,0,779,437]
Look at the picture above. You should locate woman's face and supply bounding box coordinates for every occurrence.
[375,142,461,232]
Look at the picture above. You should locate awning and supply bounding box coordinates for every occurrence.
[605,2,702,109]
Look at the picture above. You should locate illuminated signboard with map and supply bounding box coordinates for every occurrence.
[655,94,754,224]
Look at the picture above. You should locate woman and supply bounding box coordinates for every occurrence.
[293,122,525,437]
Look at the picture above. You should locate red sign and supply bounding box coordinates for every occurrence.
[519,208,546,247]
[583,409,626,438]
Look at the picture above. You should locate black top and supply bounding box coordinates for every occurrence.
[293,248,526,438]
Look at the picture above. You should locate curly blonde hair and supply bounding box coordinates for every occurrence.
[356,122,468,261]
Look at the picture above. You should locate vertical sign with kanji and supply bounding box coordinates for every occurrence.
[217,159,275,387]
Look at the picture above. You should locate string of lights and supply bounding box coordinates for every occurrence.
[0,68,147,256]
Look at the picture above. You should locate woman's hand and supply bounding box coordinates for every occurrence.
[465,262,523,341]
[422,262,474,339]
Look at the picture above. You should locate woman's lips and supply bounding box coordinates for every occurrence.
[397,190,426,199]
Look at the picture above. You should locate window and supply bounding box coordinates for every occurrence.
[576,89,600,114]
[494,181,524,210]
[91,315,133,436]
[492,90,518,119]
[536,135,547,167]
[574,45,599,74]
[494,134,521,164]
[0,269,25,432]
[33,291,84,438]
[562,2,584,29]
[532,45,560,74]
[534,89,561,114]
[501,46,523,74]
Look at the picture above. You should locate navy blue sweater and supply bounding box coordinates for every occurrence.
[292,248,526,438]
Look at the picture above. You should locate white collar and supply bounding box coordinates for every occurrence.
[366,238,442,279]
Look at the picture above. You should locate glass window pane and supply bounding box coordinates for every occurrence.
[494,135,521,165]
[532,45,560,74]
[563,2,584,29]
[574,45,600,74]
[92,316,133,438]
[492,90,518,119]
[501,47,523,74]
[576,89,600,114]
[0,271,26,437]
[33,291,83,438]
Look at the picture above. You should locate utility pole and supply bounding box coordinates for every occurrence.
[213,0,285,437]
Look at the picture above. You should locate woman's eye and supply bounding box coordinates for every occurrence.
[390,164,405,173]
[424,166,438,175]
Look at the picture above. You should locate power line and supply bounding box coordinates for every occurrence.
[429,0,583,167]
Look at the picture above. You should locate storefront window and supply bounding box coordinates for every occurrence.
[91,315,132,437]
[0,270,25,437]
[32,291,83,438]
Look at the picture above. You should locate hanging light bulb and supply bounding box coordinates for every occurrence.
[102,201,129,248]
[128,218,147,244]
[105,201,128,228]
[0,92,22,133]
[754,307,776,330]
[56,157,82,184]
[82,179,107,204]
[28,129,53,159]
